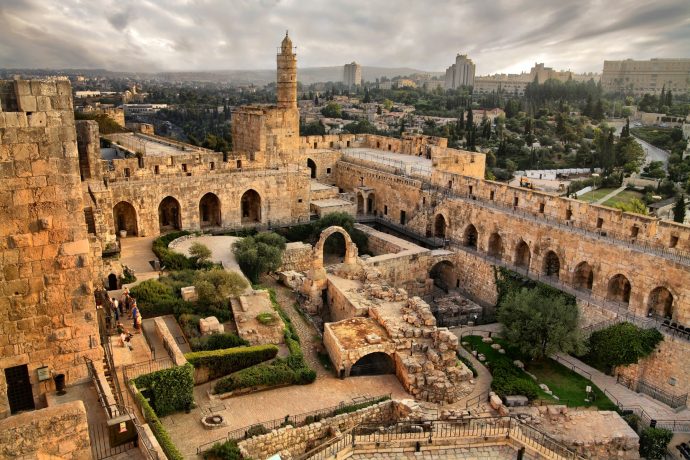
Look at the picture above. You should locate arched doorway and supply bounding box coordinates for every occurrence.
[322,232,347,266]
[107,273,119,291]
[349,352,394,377]
[199,193,221,228]
[240,189,261,223]
[463,224,478,249]
[607,274,631,305]
[648,287,673,319]
[542,251,560,279]
[158,196,181,232]
[434,214,447,238]
[515,240,530,269]
[573,262,594,291]
[488,233,503,259]
[366,193,375,215]
[307,158,317,179]
[356,193,365,214]
[113,201,138,237]
[429,260,455,293]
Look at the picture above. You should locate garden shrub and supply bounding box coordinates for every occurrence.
[130,278,192,318]
[639,427,673,459]
[234,232,287,283]
[583,322,663,374]
[189,333,249,351]
[185,344,278,381]
[213,358,316,394]
[203,440,242,460]
[152,231,196,270]
[245,424,270,438]
[256,312,278,325]
[179,314,201,339]
[134,363,195,417]
[135,392,184,460]
[489,360,539,400]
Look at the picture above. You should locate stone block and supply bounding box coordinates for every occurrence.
[181,286,198,302]
[199,316,224,335]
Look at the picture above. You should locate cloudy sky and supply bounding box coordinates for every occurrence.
[1,0,688,74]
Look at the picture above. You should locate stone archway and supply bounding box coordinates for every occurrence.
[434,214,447,238]
[158,196,181,232]
[515,240,531,269]
[573,262,594,292]
[307,158,317,179]
[648,286,674,319]
[107,273,119,291]
[542,250,561,279]
[429,260,455,293]
[240,189,261,223]
[349,352,395,377]
[607,274,632,305]
[113,201,138,237]
[488,232,503,259]
[313,226,358,269]
[200,192,222,228]
[463,224,478,249]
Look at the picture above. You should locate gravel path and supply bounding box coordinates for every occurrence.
[261,275,331,377]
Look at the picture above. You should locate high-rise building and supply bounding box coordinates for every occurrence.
[601,58,690,96]
[343,62,362,87]
[444,54,475,89]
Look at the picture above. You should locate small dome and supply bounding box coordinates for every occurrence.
[281,31,293,54]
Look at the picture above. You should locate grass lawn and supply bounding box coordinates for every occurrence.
[462,335,616,410]
[578,187,617,203]
[603,189,644,208]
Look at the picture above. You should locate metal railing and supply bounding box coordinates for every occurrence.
[551,355,593,381]
[196,394,392,454]
[465,389,491,409]
[122,357,174,383]
[606,390,690,433]
[617,374,688,410]
[321,417,586,460]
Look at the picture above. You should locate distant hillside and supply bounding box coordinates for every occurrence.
[156,66,444,85]
[1,66,444,86]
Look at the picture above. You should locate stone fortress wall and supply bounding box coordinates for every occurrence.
[0,79,103,418]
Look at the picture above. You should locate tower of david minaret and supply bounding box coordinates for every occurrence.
[277,31,297,109]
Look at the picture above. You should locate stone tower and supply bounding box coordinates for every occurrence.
[277,31,297,109]
[0,79,103,418]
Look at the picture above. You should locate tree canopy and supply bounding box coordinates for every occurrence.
[498,288,584,360]
[194,269,248,306]
[233,232,287,283]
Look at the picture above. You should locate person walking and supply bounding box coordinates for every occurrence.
[131,302,140,332]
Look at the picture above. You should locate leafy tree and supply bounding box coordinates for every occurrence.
[498,288,584,360]
[189,242,212,264]
[592,99,604,121]
[614,198,648,215]
[673,195,686,223]
[320,102,342,118]
[584,322,663,374]
[639,427,673,459]
[194,269,248,305]
[362,87,371,103]
[233,232,287,283]
[382,99,393,111]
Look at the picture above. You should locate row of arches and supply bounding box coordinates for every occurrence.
[433,215,678,319]
[113,189,262,236]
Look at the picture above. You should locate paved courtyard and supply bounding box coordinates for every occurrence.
[350,445,529,459]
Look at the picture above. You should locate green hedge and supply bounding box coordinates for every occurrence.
[152,231,196,270]
[489,360,540,400]
[213,357,316,394]
[134,364,194,417]
[185,344,278,381]
[189,333,249,351]
[135,391,184,460]
[639,427,673,459]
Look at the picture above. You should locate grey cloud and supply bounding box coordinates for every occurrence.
[0,0,687,74]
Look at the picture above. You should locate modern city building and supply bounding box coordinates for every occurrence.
[444,54,476,89]
[343,62,362,87]
[602,58,690,95]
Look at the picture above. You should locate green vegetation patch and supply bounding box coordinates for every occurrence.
[134,363,195,417]
[185,344,278,381]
